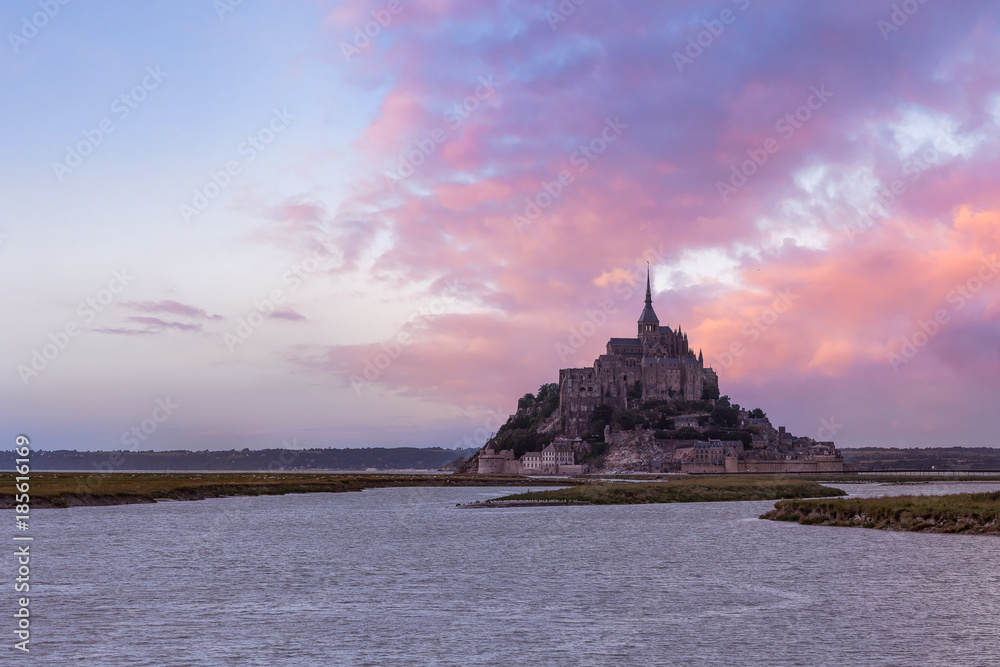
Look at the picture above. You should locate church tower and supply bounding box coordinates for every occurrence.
[637,264,659,341]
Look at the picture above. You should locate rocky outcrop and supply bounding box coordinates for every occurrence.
[602,429,659,471]
[601,430,702,472]
[536,410,562,435]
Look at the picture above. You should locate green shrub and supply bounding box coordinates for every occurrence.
[613,408,643,430]
[591,404,614,428]
[710,404,740,428]
[585,441,609,460]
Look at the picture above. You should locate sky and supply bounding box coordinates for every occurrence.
[2,0,999,451]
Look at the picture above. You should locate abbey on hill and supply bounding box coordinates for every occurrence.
[558,267,719,436]
[466,264,846,475]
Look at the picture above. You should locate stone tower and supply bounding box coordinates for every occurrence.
[637,263,659,341]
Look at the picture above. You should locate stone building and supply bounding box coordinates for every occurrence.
[477,446,516,474]
[679,434,846,473]
[476,438,588,475]
[692,440,743,466]
[520,450,542,471]
[558,267,720,436]
[541,441,575,468]
[674,416,701,430]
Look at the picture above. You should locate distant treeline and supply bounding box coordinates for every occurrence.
[15,447,476,472]
[841,447,1000,470]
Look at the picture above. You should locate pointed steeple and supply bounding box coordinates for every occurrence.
[644,262,652,305]
[698,348,704,363]
[637,261,659,338]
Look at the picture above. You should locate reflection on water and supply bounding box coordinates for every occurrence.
[9,482,1000,666]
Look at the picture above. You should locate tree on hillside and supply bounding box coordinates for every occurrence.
[706,428,753,446]
[591,404,614,428]
[613,408,643,430]
[627,380,642,401]
[508,412,531,429]
[711,403,740,428]
[655,415,675,429]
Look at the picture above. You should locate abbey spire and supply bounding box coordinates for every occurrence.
[637,262,660,338]
[556,259,720,436]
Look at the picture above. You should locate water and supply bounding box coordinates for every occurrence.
[8,482,1000,665]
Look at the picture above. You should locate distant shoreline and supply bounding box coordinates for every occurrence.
[10,446,477,474]
[19,468,455,475]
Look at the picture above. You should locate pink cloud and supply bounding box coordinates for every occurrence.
[278,0,1000,444]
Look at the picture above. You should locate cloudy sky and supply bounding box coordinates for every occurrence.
[2,0,999,451]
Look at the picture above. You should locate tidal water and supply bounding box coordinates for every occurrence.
[9,482,1000,666]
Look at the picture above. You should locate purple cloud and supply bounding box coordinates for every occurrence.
[121,300,224,320]
[270,307,307,321]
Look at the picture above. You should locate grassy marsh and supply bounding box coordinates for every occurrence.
[761,490,1000,534]
[0,472,581,509]
[488,476,846,505]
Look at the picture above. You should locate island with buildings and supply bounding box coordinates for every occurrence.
[462,268,846,475]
